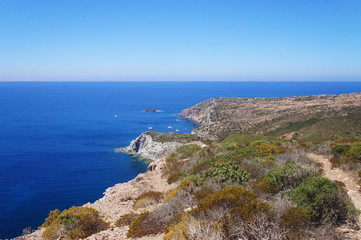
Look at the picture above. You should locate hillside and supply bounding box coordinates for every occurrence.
[17,93,361,240]
[179,92,361,140]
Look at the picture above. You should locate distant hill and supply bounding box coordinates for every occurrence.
[179,92,361,141]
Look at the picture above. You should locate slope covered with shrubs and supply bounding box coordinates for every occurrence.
[37,134,359,239]
[40,206,109,240]
[122,135,358,239]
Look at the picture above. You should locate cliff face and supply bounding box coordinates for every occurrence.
[118,132,183,161]
[178,98,216,125]
[179,93,361,140]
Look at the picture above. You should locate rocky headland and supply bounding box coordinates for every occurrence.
[16,92,361,240]
[117,132,184,161]
[16,132,205,240]
[179,92,361,140]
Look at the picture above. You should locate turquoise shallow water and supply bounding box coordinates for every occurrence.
[0,81,361,238]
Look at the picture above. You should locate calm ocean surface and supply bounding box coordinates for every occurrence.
[1,81,361,238]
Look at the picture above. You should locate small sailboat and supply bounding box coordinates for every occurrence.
[168,126,173,129]
[114,114,118,118]
[148,126,153,130]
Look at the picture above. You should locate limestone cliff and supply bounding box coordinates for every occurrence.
[178,98,216,125]
[118,132,184,161]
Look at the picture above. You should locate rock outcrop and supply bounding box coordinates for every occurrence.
[17,158,170,240]
[178,98,216,125]
[117,132,183,161]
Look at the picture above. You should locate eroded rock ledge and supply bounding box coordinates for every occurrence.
[117,131,201,161]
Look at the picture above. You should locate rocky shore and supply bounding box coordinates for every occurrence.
[16,158,170,240]
[14,92,361,240]
[15,132,192,240]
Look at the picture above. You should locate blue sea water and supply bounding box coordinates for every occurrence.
[0,81,361,238]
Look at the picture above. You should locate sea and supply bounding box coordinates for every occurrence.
[1,81,361,238]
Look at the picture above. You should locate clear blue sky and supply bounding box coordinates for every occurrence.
[1,0,360,81]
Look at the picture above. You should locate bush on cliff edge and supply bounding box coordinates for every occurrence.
[41,206,109,240]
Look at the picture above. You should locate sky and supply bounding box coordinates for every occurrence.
[0,0,360,81]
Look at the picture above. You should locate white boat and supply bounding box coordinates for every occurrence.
[114,115,118,118]
[168,126,173,129]
[176,119,179,122]
[175,129,179,132]
[148,126,153,130]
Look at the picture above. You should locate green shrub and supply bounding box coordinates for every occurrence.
[162,156,183,177]
[127,212,149,238]
[135,191,163,202]
[175,144,202,159]
[133,191,163,210]
[127,211,167,238]
[115,213,138,227]
[287,177,348,222]
[252,142,279,156]
[192,186,269,218]
[247,177,276,195]
[281,207,310,228]
[346,144,361,160]
[204,161,249,185]
[190,158,213,175]
[193,186,214,201]
[211,152,239,162]
[240,157,275,179]
[167,172,182,184]
[165,212,185,232]
[331,144,350,156]
[185,174,205,186]
[42,206,109,240]
[219,134,271,150]
[59,213,75,231]
[235,147,260,158]
[164,214,225,240]
[39,209,59,228]
[166,155,178,164]
[266,163,314,192]
[189,186,270,238]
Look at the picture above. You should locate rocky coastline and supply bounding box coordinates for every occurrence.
[15,131,192,240]
[14,92,361,240]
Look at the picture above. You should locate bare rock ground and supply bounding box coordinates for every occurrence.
[84,157,171,240]
[15,158,170,240]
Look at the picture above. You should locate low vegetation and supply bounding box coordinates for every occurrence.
[287,176,349,223]
[33,94,361,239]
[328,141,361,192]
[123,134,358,239]
[181,94,361,140]
[115,213,138,227]
[133,191,163,210]
[145,132,202,143]
[38,135,360,239]
[40,206,109,240]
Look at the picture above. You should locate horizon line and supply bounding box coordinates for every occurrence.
[1,79,361,82]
